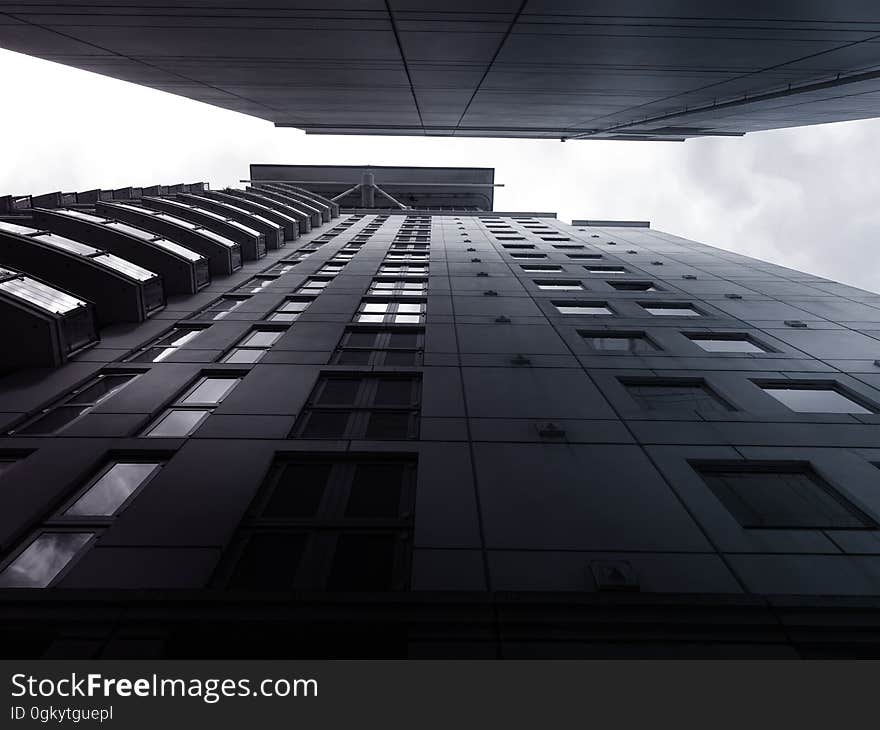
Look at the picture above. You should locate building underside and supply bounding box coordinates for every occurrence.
[3,3,880,140]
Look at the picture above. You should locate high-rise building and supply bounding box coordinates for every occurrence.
[3,4,880,141]
[2,164,880,659]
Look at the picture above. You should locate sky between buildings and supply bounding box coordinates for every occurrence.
[1,46,878,294]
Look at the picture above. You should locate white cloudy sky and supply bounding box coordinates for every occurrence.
[1,46,878,293]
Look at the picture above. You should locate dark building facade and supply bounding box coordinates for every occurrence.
[3,3,880,141]
[2,165,880,658]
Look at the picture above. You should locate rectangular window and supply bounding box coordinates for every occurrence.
[759,383,875,414]
[501,243,534,249]
[553,301,613,315]
[580,331,658,353]
[143,375,241,437]
[520,265,562,273]
[368,279,427,296]
[567,253,603,260]
[190,295,250,321]
[296,277,332,296]
[355,299,425,325]
[696,462,874,530]
[585,266,627,275]
[384,252,429,262]
[267,297,313,323]
[535,279,583,291]
[263,261,299,276]
[622,379,734,414]
[688,334,768,353]
[0,458,164,587]
[378,264,428,277]
[237,275,278,294]
[12,372,141,436]
[642,303,701,317]
[221,327,286,364]
[332,328,423,366]
[220,457,416,591]
[293,375,421,440]
[316,262,346,276]
[510,253,547,260]
[126,326,208,363]
[608,281,660,292]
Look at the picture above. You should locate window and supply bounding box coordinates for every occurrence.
[0,533,94,588]
[12,372,141,436]
[520,265,562,273]
[296,277,332,296]
[501,243,534,250]
[316,261,346,275]
[642,303,701,317]
[549,241,578,246]
[143,375,241,437]
[126,326,208,363]
[696,462,874,530]
[293,375,421,440]
[608,281,660,292]
[688,334,769,353]
[384,252,429,262]
[0,459,163,587]
[222,327,286,364]
[267,297,312,323]
[535,279,583,291]
[332,328,423,366]
[553,301,613,315]
[567,253,603,260]
[391,242,429,250]
[510,253,547,260]
[368,279,427,296]
[585,266,627,275]
[580,331,658,353]
[378,264,428,277]
[759,383,875,414]
[495,236,525,241]
[220,457,416,591]
[237,275,278,294]
[190,295,250,321]
[622,379,734,414]
[263,260,299,276]
[355,299,425,325]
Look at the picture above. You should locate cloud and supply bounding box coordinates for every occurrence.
[1,46,878,293]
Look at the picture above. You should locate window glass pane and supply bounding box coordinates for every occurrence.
[363,303,389,313]
[65,463,160,516]
[393,314,422,324]
[269,313,299,322]
[181,377,238,405]
[690,337,766,353]
[0,532,93,588]
[397,303,422,313]
[317,379,361,405]
[356,314,384,323]
[66,374,135,405]
[223,348,265,364]
[16,405,90,435]
[301,411,350,438]
[555,304,612,315]
[582,334,657,353]
[337,350,372,365]
[388,332,419,348]
[382,351,418,366]
[227,533,307,590]
[347,331,379,348]
[643,305,700,316]
[279,300,308,312]
[327,534,396,591]
[145,409,210,437]
[263,463,332,517]
[374,379,414,406]
[700,467,870,529]
[365,412,411,439]
[345,464,406,518]
[625,382,732,414]
[762,386,872,414]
